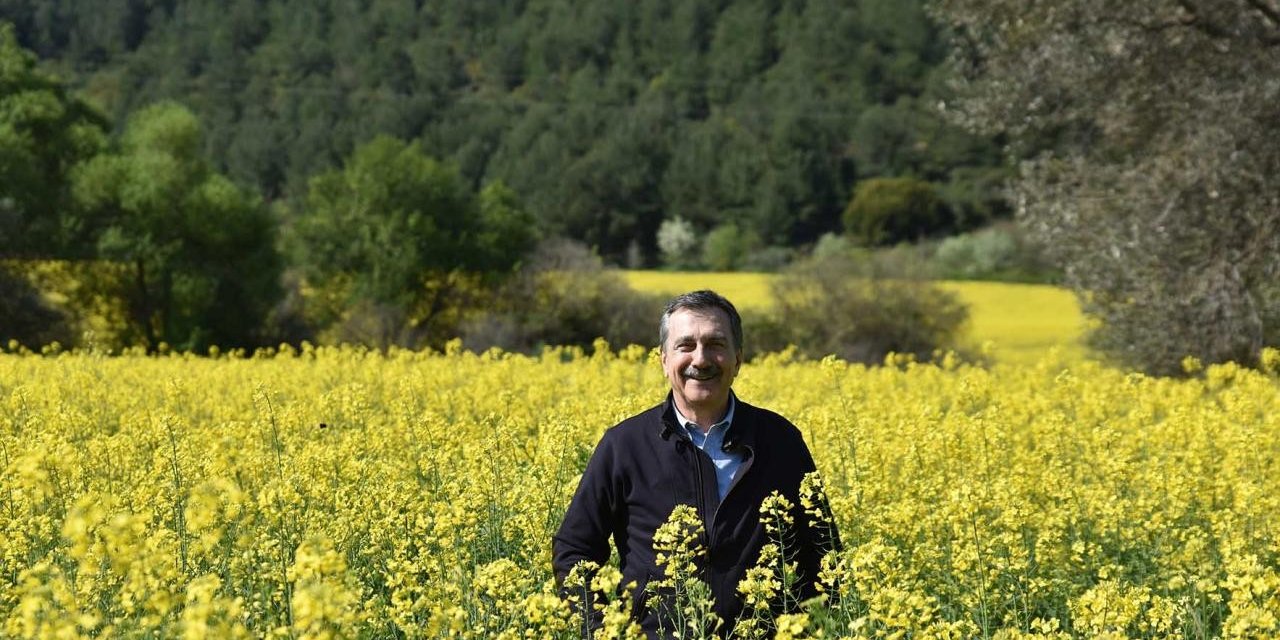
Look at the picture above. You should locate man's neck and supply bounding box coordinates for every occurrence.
[673,396,732,433]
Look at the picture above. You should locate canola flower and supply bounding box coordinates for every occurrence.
[0,342,1278,638]
[649,504,723,638]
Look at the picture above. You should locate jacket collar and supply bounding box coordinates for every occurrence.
[658,390,758,452]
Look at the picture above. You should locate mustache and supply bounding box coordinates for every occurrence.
[682,364,721,379]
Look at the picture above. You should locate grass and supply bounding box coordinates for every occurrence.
[623,270,1088,365]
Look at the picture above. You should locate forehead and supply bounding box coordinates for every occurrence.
[665,307,732,339]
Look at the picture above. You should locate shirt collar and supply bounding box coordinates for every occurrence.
[672,394,736,434]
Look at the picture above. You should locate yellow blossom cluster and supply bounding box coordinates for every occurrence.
[1,342,1278,638]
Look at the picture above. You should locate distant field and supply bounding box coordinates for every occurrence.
[624,270,1087,364]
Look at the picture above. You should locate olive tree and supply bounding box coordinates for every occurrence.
[933,0,1280,374]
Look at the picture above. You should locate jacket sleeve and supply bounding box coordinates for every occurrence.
[552,430,621,585]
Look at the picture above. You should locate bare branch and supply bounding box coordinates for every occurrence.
[1244,0,1280,28]
[1124,15,1197,33]
[1173,0,1237,39]
[1108,1,1280,44]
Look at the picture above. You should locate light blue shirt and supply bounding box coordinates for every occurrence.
[674,397,744,501]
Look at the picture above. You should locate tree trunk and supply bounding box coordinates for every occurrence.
[133,258,158,352]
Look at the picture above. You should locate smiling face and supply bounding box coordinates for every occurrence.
[661,307,742,421]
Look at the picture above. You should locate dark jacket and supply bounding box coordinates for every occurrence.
[553,393,837,637]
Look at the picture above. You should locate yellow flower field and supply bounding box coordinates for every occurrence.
[622,271,1088,364]
[3,343,1278,638]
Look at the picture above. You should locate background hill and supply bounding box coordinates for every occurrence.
[2,0,1005,262]
[11,0,1268,376]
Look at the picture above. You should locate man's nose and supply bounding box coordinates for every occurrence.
[690,344,710,364]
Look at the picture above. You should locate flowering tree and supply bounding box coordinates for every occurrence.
[656,216,701,270]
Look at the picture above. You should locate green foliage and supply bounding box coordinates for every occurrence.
[701,223,762,272]
[810,232,854,262]
[739,245,794,273]
[933,228,1016,279]
[931,223,1056,283]
[0,22,107,258]
[71,101,281,351]
[752,252,969,363]
[294,135,480,306]
[290,135,537,348]
[842,177,949,246]
[3,0,1007,261]
[850,98,1008,231]
[937,166,1012,230]
[477,181,539,272]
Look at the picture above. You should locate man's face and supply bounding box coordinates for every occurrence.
[661,307,741,415]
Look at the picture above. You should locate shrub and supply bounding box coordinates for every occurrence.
[810,233,854,261]
[0,265,72,349]
[754,253,969,364]
[702,223,762,271]
[461,238,665,352]
[932,223,1059,282]
[739,245,794,273]
[309,270,491,350]
[0,260,137,351]
[843,177,951,246]
[934,225,1017,279]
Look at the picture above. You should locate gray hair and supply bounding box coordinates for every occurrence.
[658,290,743,355]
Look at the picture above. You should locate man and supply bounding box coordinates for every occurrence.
[553,290,836,637]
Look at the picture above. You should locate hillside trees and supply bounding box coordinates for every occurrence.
[2,0,1008,262]
[0,22,105,258]
[72,102,281,351]
[934,0,1280,374]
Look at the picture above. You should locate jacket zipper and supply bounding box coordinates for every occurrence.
[668,417,736,556]
[688,438,709,551]
[664,418,711,552]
